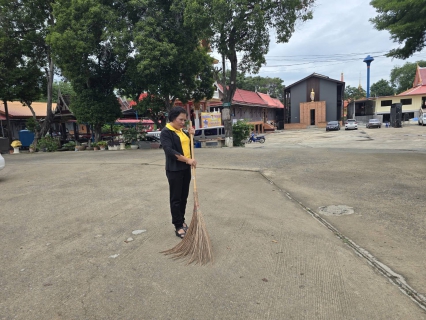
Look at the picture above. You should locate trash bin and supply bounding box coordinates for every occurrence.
[19,130,35,148]
[195,141,201,148]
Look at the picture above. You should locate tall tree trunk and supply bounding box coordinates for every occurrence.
[38,51,55,140]
[221,51,238,147]
[3,100,12,147]
[94,124,101,143]
[25,102,39,147]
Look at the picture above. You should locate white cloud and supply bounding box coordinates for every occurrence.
[213,0,426,90]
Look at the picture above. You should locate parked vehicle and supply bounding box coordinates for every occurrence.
[345,119,358,130]
[366,119,382,128]
[326,121,340,131]
[0,154,5,171]
[247,132,265,143]
[418,109,426,126]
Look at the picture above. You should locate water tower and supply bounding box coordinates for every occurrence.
[363,55,374,98]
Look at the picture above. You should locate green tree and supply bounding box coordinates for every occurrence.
[120,0,215,129]
[40,81,75,102]
[49,0,138,141]
[224,70,284,99]
[185,0,314,145]
[0,0,57,143]
[0,2,45,145]
[370,0,426,59]
[370,79,394,97]
[344,85,366,101]
[0,10,21,144]
[390,61,426,94]
[243,76,284,100]
[71,87,122,141]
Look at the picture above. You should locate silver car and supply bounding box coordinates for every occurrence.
[0,154,5,171]
[345,119,358,130]
[366,119,382,128]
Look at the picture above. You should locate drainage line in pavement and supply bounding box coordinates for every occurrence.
[258,171,426,312]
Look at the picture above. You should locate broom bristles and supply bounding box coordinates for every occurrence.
[161,191,213,265]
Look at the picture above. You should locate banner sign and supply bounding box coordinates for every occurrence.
[201,112,222,127]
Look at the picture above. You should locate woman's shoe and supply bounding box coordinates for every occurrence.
[182,222,188,232]
[175,228,186,239]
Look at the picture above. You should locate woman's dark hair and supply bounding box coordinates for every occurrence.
[168,106,187,122]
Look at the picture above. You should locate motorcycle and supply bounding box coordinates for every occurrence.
[247,133,265,144]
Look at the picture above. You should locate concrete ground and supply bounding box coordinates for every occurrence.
[0,124,425,319]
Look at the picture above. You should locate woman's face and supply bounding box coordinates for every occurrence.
[171,113,187,130]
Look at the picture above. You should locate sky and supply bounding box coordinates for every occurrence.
[212,0,426,90]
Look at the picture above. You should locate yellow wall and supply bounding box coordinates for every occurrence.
[375,95,425,114]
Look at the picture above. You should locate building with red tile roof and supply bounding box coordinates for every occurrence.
[0,101,56,119]
[257,92,284,109]
[212,83,285,130]
[374,65,426,122]
[397,66,426,97]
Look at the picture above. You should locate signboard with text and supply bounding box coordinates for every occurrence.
[201,112,222,128]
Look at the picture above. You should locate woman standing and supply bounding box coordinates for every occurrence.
[160,107,197,239]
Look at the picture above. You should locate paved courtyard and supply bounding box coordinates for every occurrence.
[0,124,425,319]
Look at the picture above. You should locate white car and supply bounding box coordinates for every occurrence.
[345,119,358,130]
[418,113,426,126]
[0,154,5,171]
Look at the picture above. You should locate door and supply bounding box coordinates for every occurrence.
[310,109,315,125]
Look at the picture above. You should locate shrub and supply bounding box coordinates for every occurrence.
[101,124,124,134]
[232,120,253,147]
[38,136,59,152]
[122,127,138,144]
[25,117,41,133]
[62,141,76,151]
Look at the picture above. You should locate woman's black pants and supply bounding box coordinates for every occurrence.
[166,167,191,230]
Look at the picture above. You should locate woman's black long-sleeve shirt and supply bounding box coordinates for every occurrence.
[160,127,191,171]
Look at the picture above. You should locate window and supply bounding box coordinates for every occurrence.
[204,128,218,136]
[381,100,392,107]
[400,98,412,105]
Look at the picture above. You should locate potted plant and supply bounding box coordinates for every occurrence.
[97,141,107,150]
[29,144,35,153]
[107,140,118,150]
[119,139,126,150]
[92,142,99,151]
[75,143,86,151]
[11,140,22,154]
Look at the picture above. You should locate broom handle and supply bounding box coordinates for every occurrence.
[189,121,197,192]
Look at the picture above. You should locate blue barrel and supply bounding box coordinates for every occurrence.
[195,141,201,148]
[19,130,35,147]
